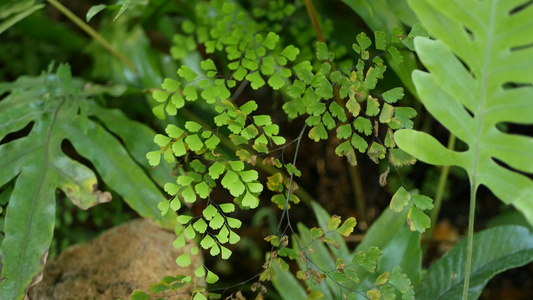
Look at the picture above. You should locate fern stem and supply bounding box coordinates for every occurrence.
[303,0,325,43]
[349,164,367,229]
[46,0,137,71]
[278,124,308,233]
[462,181,477,299]
[427,133,456,240]
[302,0,343,104]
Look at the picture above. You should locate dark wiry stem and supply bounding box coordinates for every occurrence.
[303,0,367,226]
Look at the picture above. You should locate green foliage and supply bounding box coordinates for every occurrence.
[280,32,418,170]
[396,0,533,224]
[86,0,134,22]
[4,1,532,299]
[0,64,175,298]
[340,0,427,95]
[130,290,151,300]
[390,188,433,232]
[394,0,533,296]
[415,226,533,299]
[271,202,418,299]
[140,0,428,296]
[0,0,44,35]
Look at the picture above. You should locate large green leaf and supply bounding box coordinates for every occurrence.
[341,0,418,34]
[85,103,175,188]
[60,115,173,225]
[415,226,533,299]
[0,64,174,299]
[271,260,308,300]
[0,161,56,300]
[356,207,408,252]
[395,0,533,224]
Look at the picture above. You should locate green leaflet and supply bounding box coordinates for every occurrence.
[113,0,133,21]
[130,290,151,300]
[340,0,420,96]
[86,4,107,22]
[311,202,350,259]
[0,65,175,299]
[293,222,342,299]
[395,0,533,224]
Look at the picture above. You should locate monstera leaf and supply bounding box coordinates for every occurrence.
[0,64,175,299]
[395,0,533,223]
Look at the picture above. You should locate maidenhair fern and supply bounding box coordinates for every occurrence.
[141,0,431,298]
[395,0,533,298]
[3,0,533,299]
[270,203,419,300]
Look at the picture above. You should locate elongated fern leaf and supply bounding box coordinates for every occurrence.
[395,0,533,224]
[395,0,533,297]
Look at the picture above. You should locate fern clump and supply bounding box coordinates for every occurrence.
[137,0,432,297]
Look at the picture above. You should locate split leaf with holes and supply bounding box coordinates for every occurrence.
[0,64,175,298]
[396,0,533,296]
[397,0,533,224]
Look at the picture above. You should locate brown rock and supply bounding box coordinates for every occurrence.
[29,219,203,300]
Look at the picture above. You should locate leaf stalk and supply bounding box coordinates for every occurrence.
[303,0,367,223]
[178,108,316,206]
[303,0,325,43]
[426,133,456,241]
[46,0,137,71]
[462,181,477,299]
